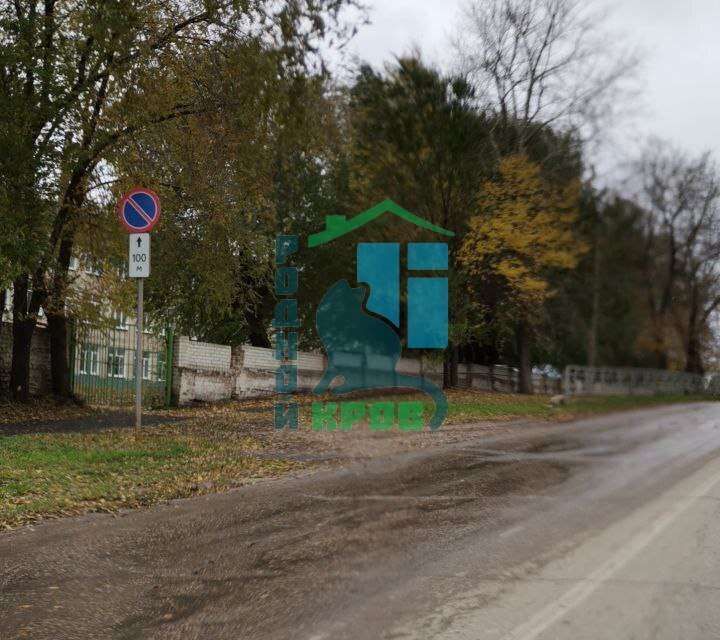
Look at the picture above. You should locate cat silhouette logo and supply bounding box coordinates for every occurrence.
[308,200,453,431]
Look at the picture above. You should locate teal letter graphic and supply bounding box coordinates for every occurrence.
[276,235,299,265]
[275,402,298,430]
[408,278,448,348]
[357,243,399,326]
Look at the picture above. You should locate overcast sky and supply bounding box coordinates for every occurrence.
[336,0,720,186]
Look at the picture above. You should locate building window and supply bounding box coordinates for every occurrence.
[108,347,125,378]
[142,351,152,380]
[113,309,128,330]
[79,344,99,376]
[83,255,102,276]
[157,352,166,382]
[114,261,127,279]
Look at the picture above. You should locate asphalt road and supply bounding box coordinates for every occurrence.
[2,403,720,639]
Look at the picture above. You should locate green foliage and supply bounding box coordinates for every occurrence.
[3,3,710,380]
[0,0,363,359]
[347,57,492,230]
[112,41,283,340]
[541,193,657,368]
[459,155,585,346]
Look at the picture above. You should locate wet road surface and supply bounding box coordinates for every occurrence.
[1,402,719,639]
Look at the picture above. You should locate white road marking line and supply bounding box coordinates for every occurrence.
[500,526,525,539]
[502,465,720,640]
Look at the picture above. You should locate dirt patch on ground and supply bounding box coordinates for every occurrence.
[164,395,540,464]
[0,397,97,426]
[111,439,571,640]
[0,410,188,437]
[1,432,572,640]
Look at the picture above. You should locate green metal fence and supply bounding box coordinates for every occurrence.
[69,320,173,407]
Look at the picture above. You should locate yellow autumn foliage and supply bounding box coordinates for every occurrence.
[459,154,585,310]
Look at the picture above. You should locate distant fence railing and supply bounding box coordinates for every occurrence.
[563,365,712,396]
[69,320,173,407]
[463,364,562,395]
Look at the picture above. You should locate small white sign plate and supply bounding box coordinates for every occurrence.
[129,233,150,278]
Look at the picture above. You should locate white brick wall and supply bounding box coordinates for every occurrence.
[171,340,562,405]
[175,336,231,372]
[174,369,235,405]
[241,346,278,372]
[397,357,421,375]
[297,351,325,372]
[232,346,325,399]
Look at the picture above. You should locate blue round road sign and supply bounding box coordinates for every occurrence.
[117,187,161,233]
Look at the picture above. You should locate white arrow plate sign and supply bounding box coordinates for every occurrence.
[129,233,150,278]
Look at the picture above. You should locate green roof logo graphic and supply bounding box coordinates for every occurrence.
[308,199,455,247]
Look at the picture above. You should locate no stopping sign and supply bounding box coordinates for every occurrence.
[117,188,161,233]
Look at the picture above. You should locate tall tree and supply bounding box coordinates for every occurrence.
[637,140,720,373]
[455,0,638,153]
[0,0,359,399]
[455,0,637,382]
[346,56,493,386]
[541,193,656,370]
[458,154,584,393]
[112,41,283,344]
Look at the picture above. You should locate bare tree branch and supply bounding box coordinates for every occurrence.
[455,0,640,151]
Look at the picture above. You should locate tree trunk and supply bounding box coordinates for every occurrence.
[516,319,533,395]
[47,233,75,398]
[0,288,5,393]
[443,345,459,389]
[685,332,703,374]
[450,344,459,387]
[9,274,36,401]
[443,349,451,389]
[588,211,601,367]
[685,291,703,374]
[48,312,72,397]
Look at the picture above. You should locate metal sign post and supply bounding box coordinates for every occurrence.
[118,188,161,431]
[128,233,151,428]
[136,278,144,429]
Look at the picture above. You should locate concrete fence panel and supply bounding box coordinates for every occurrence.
[563,365,706,397]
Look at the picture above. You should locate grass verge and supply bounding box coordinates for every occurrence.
[0,391,712,530]
[295,389,712,426]
[0,419,299,530]
[443,391,711,423]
